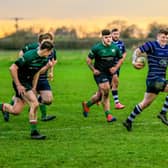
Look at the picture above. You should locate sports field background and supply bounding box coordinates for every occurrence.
[0,50,167,168]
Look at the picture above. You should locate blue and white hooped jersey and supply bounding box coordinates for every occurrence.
[139,41,168,80]
[112,40,126,54]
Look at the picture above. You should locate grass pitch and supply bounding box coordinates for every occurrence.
[0,50,167,168]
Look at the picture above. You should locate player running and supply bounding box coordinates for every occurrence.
[0,40,54,139]
[3,33,57,122]
[82,29,123,122]
[111,28,127,109]
[123,29,168,131]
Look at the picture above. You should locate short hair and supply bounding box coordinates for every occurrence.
[40,40,54,50]
[158,29,168,35]
[111,28,119,33]
[38,33,54,43]
[101,29,111,36]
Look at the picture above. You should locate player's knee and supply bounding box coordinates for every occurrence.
[44,101,52,105]
[40,95,53,105]
[96,91,102,99]
[42,98,53,105]
[103,88,110,97]
[31,101,39,110]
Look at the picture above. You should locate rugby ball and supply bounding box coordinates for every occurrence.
[136,56,146,65]
[133,56,146,69]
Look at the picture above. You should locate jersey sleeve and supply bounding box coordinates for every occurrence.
[47,49,57,62]
[88,45,97,59]
[53,49,57,60]
[122,42,126,54]
[22,43,39,53]
[116,47,122,59]
[139,41,154,54]
[15,51,33,67]
[52,49,57,60]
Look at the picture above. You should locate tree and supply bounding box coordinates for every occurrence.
[147,22,168,38]
[106,20,127,32]
[54,26,77,40]
[121,24,143,38]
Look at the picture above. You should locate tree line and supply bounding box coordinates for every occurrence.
[0,20,167,50]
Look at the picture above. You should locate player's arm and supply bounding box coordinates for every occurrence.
[9,64,26,95]
[18,50,24,57]
[48,58,57,81]
[18,45,28,57]
[86,57,94,71]
[132,48,144,69]
[121,52,127,62]
[119,43,127,65]
[109,57,123,74]
[115,51,127,68]
[32,61,54,91]
[86,57,100,75]
[115,57,123,70]
[32,70,41,93]
[87,47,101,75]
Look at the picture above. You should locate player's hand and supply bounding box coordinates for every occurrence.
[133,62,144,69]
[93,69,101,75]
[52,59,57,65]
[109,67,117,74]
[17,85,26,96]
[47,60,54,68]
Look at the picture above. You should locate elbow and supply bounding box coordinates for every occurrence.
[9,64,14,72]
[86,58,91,65]
[9,64,18,72]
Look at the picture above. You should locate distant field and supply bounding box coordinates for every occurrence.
[0,50,167,168]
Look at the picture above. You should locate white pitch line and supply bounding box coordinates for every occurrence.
[0,121,163,135]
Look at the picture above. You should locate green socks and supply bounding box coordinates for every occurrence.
[105,110,111,117]
[86,101,93,108]
[0,103,3,111]
[40,104,47,118]
[30,122,37,132]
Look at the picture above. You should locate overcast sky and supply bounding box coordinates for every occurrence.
[1,0,168,19]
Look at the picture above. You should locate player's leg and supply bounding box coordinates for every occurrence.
[38,90,56,121]
[82,89,102,117]
[1,96,25,115]
[37,80,56,121]
[157,83,168,125]
[123,92,157,131]
[22,90,46,139]
[91,89,102,106]
[82,74,104,117]
[111,73,125,109]
[2,96,15,122]
[99,81,116,122]
[1,82,25,116]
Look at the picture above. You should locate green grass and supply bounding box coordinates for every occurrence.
[0,49,167,168]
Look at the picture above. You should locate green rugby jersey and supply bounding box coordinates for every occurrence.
[21,42,57,81]
[22,42,39,53]
[15,49,48,84]
[88,42,122,73]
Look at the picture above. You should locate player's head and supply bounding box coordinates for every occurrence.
[38,33,54,43]
[111,28,120,42]
[157,29,168,46]
[101,29,112,46]
[39,40,54,57]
